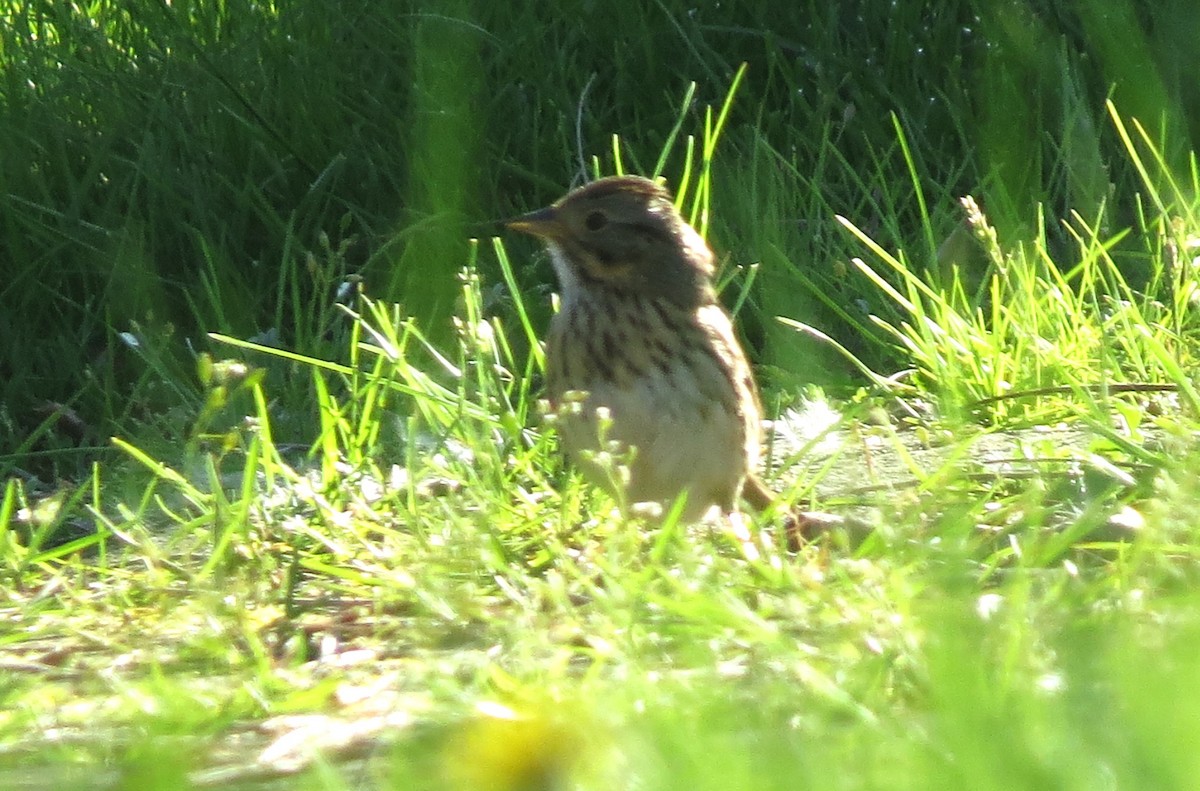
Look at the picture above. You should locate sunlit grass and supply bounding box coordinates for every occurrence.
[6,106,1200,786]
[5,3,1200,790]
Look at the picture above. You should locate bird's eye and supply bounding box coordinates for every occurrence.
[584,211,607,231]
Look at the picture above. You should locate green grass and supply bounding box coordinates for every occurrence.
[5,1,1200,789]
[7,0,1199,459]
[5,111,1200,786]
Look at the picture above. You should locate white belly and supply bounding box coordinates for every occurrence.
[557,339,753,520]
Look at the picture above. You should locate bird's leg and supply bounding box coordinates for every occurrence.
[741,474,859,551]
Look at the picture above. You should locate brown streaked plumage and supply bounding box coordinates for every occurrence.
[508,175,783,527]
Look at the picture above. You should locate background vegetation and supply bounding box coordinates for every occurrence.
[3,1,1200,788]
[6,0,1198,467]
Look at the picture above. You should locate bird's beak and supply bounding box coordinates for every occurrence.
[505,205,562,239]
